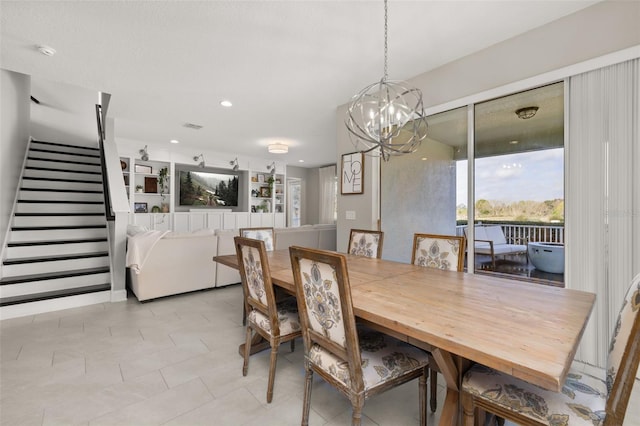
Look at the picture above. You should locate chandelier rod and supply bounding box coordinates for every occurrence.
[383,0,388,81]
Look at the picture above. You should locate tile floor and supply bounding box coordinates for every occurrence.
[1,284,638,425]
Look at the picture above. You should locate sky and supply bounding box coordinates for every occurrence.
[456,148,564,206]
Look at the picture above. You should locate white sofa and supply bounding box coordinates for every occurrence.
[127,224,337,302]
[128,230,218,301]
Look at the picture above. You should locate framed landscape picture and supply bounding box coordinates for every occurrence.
[341,152,364,194]
[134,202,148,213]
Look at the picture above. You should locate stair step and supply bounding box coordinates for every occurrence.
[2,253,110,277]
[15,202,105,214]
[6,238,109,257]
[29,147,101,159]
[27,159,101,174]
[24,166,102,177]
[19,189,103,202]
[13,213,106,228]
[21,187,103,194]
[0,266,110,286]
[31,140,100,153]
[4,251,109,266]
[0,267,110,300]
[9,226,108,243]
[0,284,111,307]
[22,177,103,191]
[27,150,101,165]
[11,224,106,231]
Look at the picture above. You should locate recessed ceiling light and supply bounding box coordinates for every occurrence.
[220,100,232,107]
[298,159,305,163]
[509,140,519,145]
[170,139,179,144]
[421,157,428,161]
[37,45,56,56]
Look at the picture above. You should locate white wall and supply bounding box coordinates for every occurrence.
[0,70,30,268]
[335,0,640,256]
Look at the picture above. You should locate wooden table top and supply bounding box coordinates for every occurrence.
[213,249,595,392]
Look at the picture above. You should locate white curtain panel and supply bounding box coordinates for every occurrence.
[318,165,336,224]
[567,58,640,368]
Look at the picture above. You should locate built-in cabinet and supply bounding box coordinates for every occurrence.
[120,157,171,214]
[249,172,285,214]
[120,156,285,229]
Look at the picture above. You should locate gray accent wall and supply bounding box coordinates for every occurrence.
[1,70,30,262]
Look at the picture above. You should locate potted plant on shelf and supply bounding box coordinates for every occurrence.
[158,167,169,212]
[136,185,144,193]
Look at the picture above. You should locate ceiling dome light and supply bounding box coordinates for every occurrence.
[515,106,539,120]
[37,45,56,56]
[268,143,288,154]
[220,100,232,107]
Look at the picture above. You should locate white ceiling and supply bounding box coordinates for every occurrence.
[0,0,597,167]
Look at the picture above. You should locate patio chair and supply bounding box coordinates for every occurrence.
[461,274,640,426]
[411,233,466,412]
[348,228,384,259]
[239,227,276,324]
[289,246,430,426]
[235,236,301,403]
[411,233,466,272]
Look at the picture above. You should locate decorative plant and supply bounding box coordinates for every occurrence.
[267,176,275,189]
[158,167,169,200]
[136,184,143,193]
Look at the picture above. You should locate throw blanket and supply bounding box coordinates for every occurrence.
[126,230,169,274]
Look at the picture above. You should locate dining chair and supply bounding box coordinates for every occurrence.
[411,233,466,413]
[289,246,430,426]
[239,227,275,251]
[348,228,384,259]
[461,275,640,426]
[234,236,302,403]
[239,227,276,325]
[411,233,466,272]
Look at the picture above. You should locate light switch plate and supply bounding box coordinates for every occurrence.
[346,211,356,220]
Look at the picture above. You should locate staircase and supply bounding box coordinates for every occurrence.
[0,140,112,318]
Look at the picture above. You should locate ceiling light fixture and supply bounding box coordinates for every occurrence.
[37,45,56,56]
[515,106,539,120]
[170,139,180,144]
[194,153,205,168]
[220,100,233,107]
[268,143,288,154]
[229,157,239,171]
[267,162,276,175]
[345,0,428,161]
[139,145,149,161]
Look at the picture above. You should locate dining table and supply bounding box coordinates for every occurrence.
[213,248,596,426]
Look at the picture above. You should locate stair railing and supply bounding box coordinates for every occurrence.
[95,104,115,221]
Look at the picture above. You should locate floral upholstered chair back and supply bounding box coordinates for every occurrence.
[348,229,384,259]
[411,234,466,272]
[235,237,278,331]
[289,247,361,380]
[240,227,275,251]
[606,274,640,409]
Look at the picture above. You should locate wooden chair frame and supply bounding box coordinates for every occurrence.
[410,233,466,413]
[234,236,299,403]
[289,246,427,426]
[411,233,466,272]
[238,227,276,325]
[461,282,640,426]
[348,228,384,259]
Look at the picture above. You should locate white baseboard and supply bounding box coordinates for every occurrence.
[111,289,128,302]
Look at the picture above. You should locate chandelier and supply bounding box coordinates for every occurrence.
[345,0,428,161]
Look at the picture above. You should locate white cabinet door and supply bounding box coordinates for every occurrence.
[173,213,190,232]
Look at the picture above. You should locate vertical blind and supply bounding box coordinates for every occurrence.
[318,165,336,224]
[567,58,639,368]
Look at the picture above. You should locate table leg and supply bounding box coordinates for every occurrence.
[432,348,459,426]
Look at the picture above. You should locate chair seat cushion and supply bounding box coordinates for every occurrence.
[309,326,429,391]
[248,297,301,337]
[462,364,607,426]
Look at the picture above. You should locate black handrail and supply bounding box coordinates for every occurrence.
[96,104,115,221]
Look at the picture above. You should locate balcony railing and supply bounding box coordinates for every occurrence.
[456,222,565,244]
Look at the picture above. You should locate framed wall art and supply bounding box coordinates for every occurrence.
[341,152,364,194]
[134,202,148,213]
